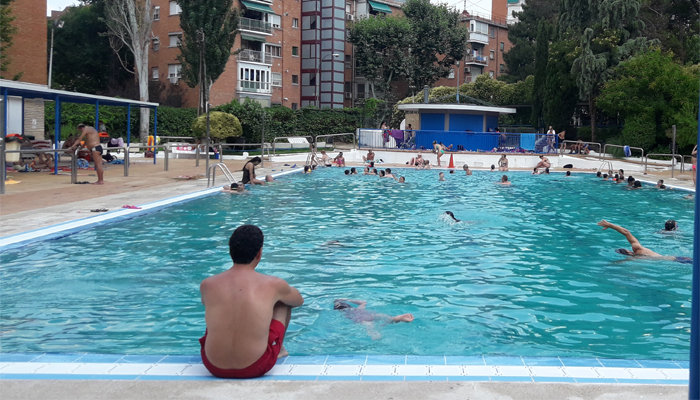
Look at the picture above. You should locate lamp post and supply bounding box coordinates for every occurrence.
[47,20,64,88]
[316,53,340,108]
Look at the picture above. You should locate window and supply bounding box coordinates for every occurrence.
[500,42,504,51]
[293,18,299,28]
[344,81,351,93]
[448,68,455,79]
[153,6,160,20]
[151,67,159,81]
[345,54,351,68]
[169,33,181,47]
[489,70,494,78]
[499,64,505,72]
[168,64,182,84]
[292,46,299,56]
[268,45,281,58]
[272,72,282,86]
[292,103,298,110]
[266,14,281,29]
[292,75,299,84]
[357,83,365,98]
[152,38,160,52]
[490,50,494,60]
[169,1,181,15]
[346,2,351,13]
[490,27,495,38]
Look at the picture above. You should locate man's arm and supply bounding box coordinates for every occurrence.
[71,131,88,150]
[597,219,640,246]
[276,278,304,308]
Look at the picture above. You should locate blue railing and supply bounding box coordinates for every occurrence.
[358,129,559,153]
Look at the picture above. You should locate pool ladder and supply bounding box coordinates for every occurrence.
[598,161,614,175]
[207,163,235,187]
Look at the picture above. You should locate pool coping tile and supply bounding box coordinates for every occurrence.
[445,356,485,366]
[406,356,445,365]
[484,356,524,366]
[559,358,604,367]
[366,356,406,365]
[596,359,641,368]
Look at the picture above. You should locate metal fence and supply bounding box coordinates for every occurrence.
[358,129,560,153]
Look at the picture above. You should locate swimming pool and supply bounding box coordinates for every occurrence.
[0,168,693,361]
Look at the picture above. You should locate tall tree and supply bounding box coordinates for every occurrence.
[49,2,131,93]
[542,33,578,134]
[401,0,468,89]
[502,0,559,83]
[348,15,412,100]
[638,0,700,64]
[104,0,153,141]
[560,0,651,141]
[530,21,549,127]
[0,0,20,80]
[177,0,239,114]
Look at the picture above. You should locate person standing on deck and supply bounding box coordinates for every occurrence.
[70,124,104,185]
[199,225,304,378]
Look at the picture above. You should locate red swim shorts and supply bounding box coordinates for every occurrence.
[199,319,286,379]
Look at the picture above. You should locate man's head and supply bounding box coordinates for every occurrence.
[321,150,326,155]
[566,171,571,176]
[615,248,634,256]
[367,149,373,154]
[439,172,445,177]
[627,176,635,184]
[596,171,602,177]
[501,175,508,182]
[657,179,664,185]
[379,170,386,176]
[603,173,608,179]
[351,167,357,174]
[399,176,405,183]
[449,170,455,174]
[334,300,352,310]
[77,124,86,131]
[344,169,350,175]
[633,180,642,188]
[491,164,495,170]
[229,225,264,264]
[463,164,469,171]
[265,175,274,182]
[385,168,391,174]
[665,220,678,231]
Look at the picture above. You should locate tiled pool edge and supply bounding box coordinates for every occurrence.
[0,168,303,250]
[0,354,689,384]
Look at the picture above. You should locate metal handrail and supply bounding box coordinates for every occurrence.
[157,136,196,142]
[598,161,614,174]
[127,143,170,170]
[272,136,313,155]
[644,153,684,178]
[215,143,271,162]
[2,147,79,187]
[315,133,356,150]
[559,140,602,158]
[103,146,130,176]
[602,144,644,161]
[207,163,236,187]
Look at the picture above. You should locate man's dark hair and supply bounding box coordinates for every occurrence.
[334,300,351,310]
[229,225,264,264]
[385,168,391,174]
[596,171,602,177]
[344,169,350,175]
[665,220,677,231]
[566,171,571,176]
[633,180,642,188]
[491,164,495,170]
[77,124,86,129]
[627,176,635,183]
[351,167,357,173]
[603,173,608,178]
[231,183,239,189]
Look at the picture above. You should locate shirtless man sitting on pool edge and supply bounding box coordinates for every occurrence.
[70,124,104,185]
[597,220,692,263]
[199,225,304,378]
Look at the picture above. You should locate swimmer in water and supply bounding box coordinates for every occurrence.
[398,176,405,183]
[334,299,414,340]
[222,182,246,193]
[597,219,692,263]
[497,175,511,185]
[463,164,472,175]
[439,172,445,181]
[445,211,460,222]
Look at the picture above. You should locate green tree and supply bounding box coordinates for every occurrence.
[596,50,699,150]
[177,0,239,113]
[348,15,412,101]
[0,0,20,79]
[638,0,700,64]
[402,0,468,89]
[502,0,559,83]
[542,34,578,134]
[530,21,549,127]
[49,2,131,92]
[560,0,651,141]
[192,111,242,141]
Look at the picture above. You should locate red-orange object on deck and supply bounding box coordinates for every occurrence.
[448,154,455,169]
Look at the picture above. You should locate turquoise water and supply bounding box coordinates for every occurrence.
[0,169,694,360]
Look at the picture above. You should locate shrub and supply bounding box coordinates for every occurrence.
[192,111,242,142]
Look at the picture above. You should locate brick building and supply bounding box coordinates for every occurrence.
[2,0,48,138]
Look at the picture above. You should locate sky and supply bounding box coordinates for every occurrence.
[47,0,493,17]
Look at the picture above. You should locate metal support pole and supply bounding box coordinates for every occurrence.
[153,107,158,165]
[124,149,130,177]
[164,144,169,171]
[0,137,5,194]
[95,100,99,129]
[195,145,200,167]
[54,95,60,174]
[672,125,676,179]
[2,88,7,192]
[127,105,131,146]
[71,148,77,184]
[48,28,55,88]
[205,103,210,176]
[261,110,265,167]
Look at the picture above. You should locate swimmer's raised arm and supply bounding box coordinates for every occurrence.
[597,219,641,247]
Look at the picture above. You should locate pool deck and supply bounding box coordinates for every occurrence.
[0,151,694,399]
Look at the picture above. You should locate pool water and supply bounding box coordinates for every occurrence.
[0,168,693,360]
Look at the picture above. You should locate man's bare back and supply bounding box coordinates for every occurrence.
[200,225,303,374]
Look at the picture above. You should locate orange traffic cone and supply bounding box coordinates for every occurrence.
[448,154,455,169]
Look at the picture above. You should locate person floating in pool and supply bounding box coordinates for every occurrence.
[334,299,414,340]
[242,157,265,185]
[497,175,511,185]
[439,172,446,181]
[199,225,305,379]
[658,219,679,234]
[597,219,692,263]
[445,211,460,222]
[222,183,246,193]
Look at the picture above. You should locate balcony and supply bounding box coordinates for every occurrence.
[239,17,272,35]
[236,49,273,65]
[464,55,488,66]
[238,80,271,94]
[468,31,489,44]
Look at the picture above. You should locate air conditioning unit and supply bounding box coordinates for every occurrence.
[346,14,354,21]
[465,66,471,73]
[169,74,179,85]
[345,92,352,99]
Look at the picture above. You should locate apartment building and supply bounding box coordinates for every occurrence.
[507,0,523,24]
[150,0,302,108]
